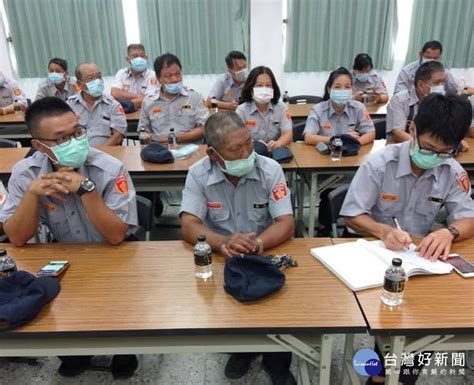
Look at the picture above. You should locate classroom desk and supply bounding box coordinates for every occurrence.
[333,238,474,385]
[287,102,388,119]
[0,112,29,139]
[0,238,366,385]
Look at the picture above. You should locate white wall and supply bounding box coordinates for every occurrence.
[0,10,13,78]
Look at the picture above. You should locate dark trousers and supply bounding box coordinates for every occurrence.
[234,352,292,373]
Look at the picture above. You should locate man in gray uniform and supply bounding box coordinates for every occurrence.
[180,111,295,385]
[138,53,208,144]
[111,43,158,109]
[342,94,474,264]
[394,40,473,95]
[206,50,248,110]
[35,57,77,101]
[0,96,139,377]
[0,71,28,115]
[68,62,127,146]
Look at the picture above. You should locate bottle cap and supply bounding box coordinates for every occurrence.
[392,258,402,267]
[0,249,6,257]
[197,235,206,242]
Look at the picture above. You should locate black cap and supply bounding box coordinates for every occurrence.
[118,99,136,113]
[330,134,361,156]
[253,141,270,157]
[0,271,60,330]
[224,255,285,302]
[392,258,402,267]
[272,146,293,163]
[140,143,174,164]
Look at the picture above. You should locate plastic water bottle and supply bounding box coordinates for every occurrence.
[168,127,178,150]
[381,258,407,307]
[0,249,17,277]
[210,97,219,113]
[13,98,22,115]
[194,235,213,280]
[138,127,150,147]
[282,90,290,105]
[330,136,343,161]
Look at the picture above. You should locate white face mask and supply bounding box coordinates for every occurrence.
[252,87,273,104]
[233,68,248,82]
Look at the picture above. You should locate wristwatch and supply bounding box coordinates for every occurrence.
[77,178,96,196]
[446,225,460,240]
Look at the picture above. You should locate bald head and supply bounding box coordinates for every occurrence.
[75,62,101,82]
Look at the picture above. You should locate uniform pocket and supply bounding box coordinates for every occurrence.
[208,208,230,222]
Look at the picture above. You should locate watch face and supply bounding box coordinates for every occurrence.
[82,179,95,191]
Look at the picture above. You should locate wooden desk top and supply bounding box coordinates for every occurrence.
[332,238,474,335]
[456,138,474,166]
[0,147,29,174]
[2,238,366,336]
[0,112,26,124]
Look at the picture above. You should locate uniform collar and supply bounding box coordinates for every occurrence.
[327,100,350,118]
[225,73,243,89]
[396,140,441,181]
[125,67,149,79]
[152,86,189,101]
[249,100,274,114]
[77,91,109,107]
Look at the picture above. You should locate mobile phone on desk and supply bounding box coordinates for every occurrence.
[37,261,70,277]
[446,254,474,278]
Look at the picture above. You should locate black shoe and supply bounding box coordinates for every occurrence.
[224,353,256,379]
[58,356,92,377]
[262,363,296,385]
[111,354,139,379]
[154,194,164,218]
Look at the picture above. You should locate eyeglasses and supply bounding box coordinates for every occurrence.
[416,136,458,159]
[37,125,87,147]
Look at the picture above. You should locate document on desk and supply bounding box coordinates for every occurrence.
[311,239,453,291]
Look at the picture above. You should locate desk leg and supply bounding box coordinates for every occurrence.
[308,172,318,237]
[342,334,360,385]
[297,171,305,228]
[386,336,405,385]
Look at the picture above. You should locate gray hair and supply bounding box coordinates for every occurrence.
[75,62,98,81]
[204,111,247,150]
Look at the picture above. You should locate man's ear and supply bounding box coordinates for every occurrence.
[31,139,43,153]
[207,146,217,161]
[31,139,58,163]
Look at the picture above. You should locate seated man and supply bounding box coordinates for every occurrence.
[0,96,138,378]
[138,53,208,144]
[206,50,248,110]
[68,62,127,146]
[0,71,28,115]
[35,57,77,101]
[111,43,158,109]
[180,111,295,385]
[342,94,474,263]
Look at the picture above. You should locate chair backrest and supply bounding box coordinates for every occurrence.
[136,195,153,240]
[373,119,386,140]
[289,95,322,104]
[327,184,350,237]
[292,120,306,142]
[0,139,18,148]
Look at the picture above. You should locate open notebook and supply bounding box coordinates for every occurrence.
[311,239,453,291]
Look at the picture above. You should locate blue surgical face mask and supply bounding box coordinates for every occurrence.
[214,149,256,177]
[410,139,445,170]
[85,78,104,98]
[330,89,352,106]
[355,72,370,83]
[164,81,183,95]
[48,72,65,85]
[42,135,90,168]
[421,57,435,64]
[130,57,147,73]
[430,84,445,95]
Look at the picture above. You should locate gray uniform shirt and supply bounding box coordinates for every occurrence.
[0,148,138,243]
[341,141,474,237]
[180,154,293,236]
[35,77,77,101]
[112,68,158,95]
[386,88,419,134]
[235,101,292,142]
[138,87,209,143]
[352,73,388,95]
[0,77,27,108]
[67,92,127,146]
[303,100,375,137]
[208,73,243,103]
[394,60,460,95]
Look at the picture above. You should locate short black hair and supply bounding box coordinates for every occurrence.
[414,61,445,88]
[225,51,247,69]
[240,66,281,104]
[154,53,182,77]
[421,40,443,54]
[127,43,145,54]
[414,94,471,146]
[48,58,68,71]
[322,67,352,101]
[353,53,373,71]
[25,97,74,137]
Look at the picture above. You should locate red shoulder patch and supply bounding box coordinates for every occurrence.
[272,182,289,202]
[118,105,125,114]
[286,111,292,121]
[457,172,470,193]
[364,109,372,123]
[115,174,129,195]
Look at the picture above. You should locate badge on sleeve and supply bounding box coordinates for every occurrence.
[13,88,22,96]
[457,171,470,193]
[118,105,125,114]
[286,111,292,121]
[0,192,5,205]
[364,110,372,123]
[322,123,332,131]
[115,174,129,195]
[272,181,289,202]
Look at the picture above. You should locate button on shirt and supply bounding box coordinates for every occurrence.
[208,73,243,103]
[180,154,293,236]
[352,73,388,95]
[394,60,459,95]
[236,101,292,142]
[303,100,375,137]
[112,68,158,95]
[68,92,127,146]
[340,141,474,237]
[35,77,77,101]
[386,88,419,134]
[0,78,27,108]
[0,148,138,243]
[138,87,209,143]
